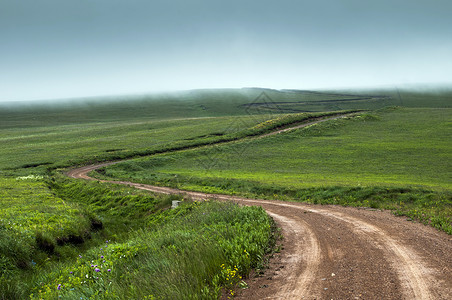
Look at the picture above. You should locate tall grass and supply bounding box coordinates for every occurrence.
[0,176,98,299]
[1,173,277,299]
[30,201,276,299]
[48,173,176,231]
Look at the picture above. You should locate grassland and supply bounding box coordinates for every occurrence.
[2,88,450,128]
[0,115,266,175]
[105,107,450,189]
[1,88,451,298]
[97,107,452,233]
[1,88,449,174]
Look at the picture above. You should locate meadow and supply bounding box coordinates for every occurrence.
[96,107,452,233]
[1,88,451,298]
[105,108,451,189]
[1,176,92,276]
[0,115,265,175]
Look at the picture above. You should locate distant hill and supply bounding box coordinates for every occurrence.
[1,88,450,128]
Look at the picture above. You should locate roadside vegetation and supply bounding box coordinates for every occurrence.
[1,176,92,286]
[30,201,275,300]
[1,174,276,299]
[1,88,450,298]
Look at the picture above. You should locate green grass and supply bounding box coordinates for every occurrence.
[1,88,451,298]
[101,108,451,189]
[100,109,452,189]
[2,87,448,175]
[0,106,352,176]
[48,173,178,231]
[0,176,96,297]
[29,201,275,299]
[2,172,275,299]
[0,176,93,252]
[0,115,267,175]
[98,107,452,233]
[1,167,276,299]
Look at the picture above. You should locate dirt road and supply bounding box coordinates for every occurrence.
[67,166,452,299]
[66,114,452,299]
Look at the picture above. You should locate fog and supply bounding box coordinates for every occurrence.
[1,0,451,102]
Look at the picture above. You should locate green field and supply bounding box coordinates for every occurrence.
[0,115,266,174]
[1,88,451,298]
[96,106,452,233]
[2,88,449,175]
[104,108,450,189]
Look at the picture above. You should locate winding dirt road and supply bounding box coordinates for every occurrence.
[67,115,452,299]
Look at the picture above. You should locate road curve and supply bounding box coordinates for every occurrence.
[66,114,452,299]
[67,168,452,299]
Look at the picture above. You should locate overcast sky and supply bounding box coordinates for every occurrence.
[1,0,451,101]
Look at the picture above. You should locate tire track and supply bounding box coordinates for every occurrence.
[263,211,321,299]
[241,200,437,299]
[307,208,432,299]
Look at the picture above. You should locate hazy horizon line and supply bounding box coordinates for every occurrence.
[1,82,451,104]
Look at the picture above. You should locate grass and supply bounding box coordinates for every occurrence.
[0,176,96,297]
[0,104,353,176]
[2,87,448,175]
[2,88,450,128]
[29,201,275,299]
[0,116,266,175]
[0,176,93,254]
[97,107,452,233]
[100,108,451,189]
[48,173,178,231]
[1,88,451,298]
[2,173,277,299]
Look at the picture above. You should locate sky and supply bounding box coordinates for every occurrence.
[1,0,451,102]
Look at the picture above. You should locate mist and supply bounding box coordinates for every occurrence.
[1,0,451,102]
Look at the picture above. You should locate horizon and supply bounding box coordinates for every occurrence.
[1,84,451,105]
